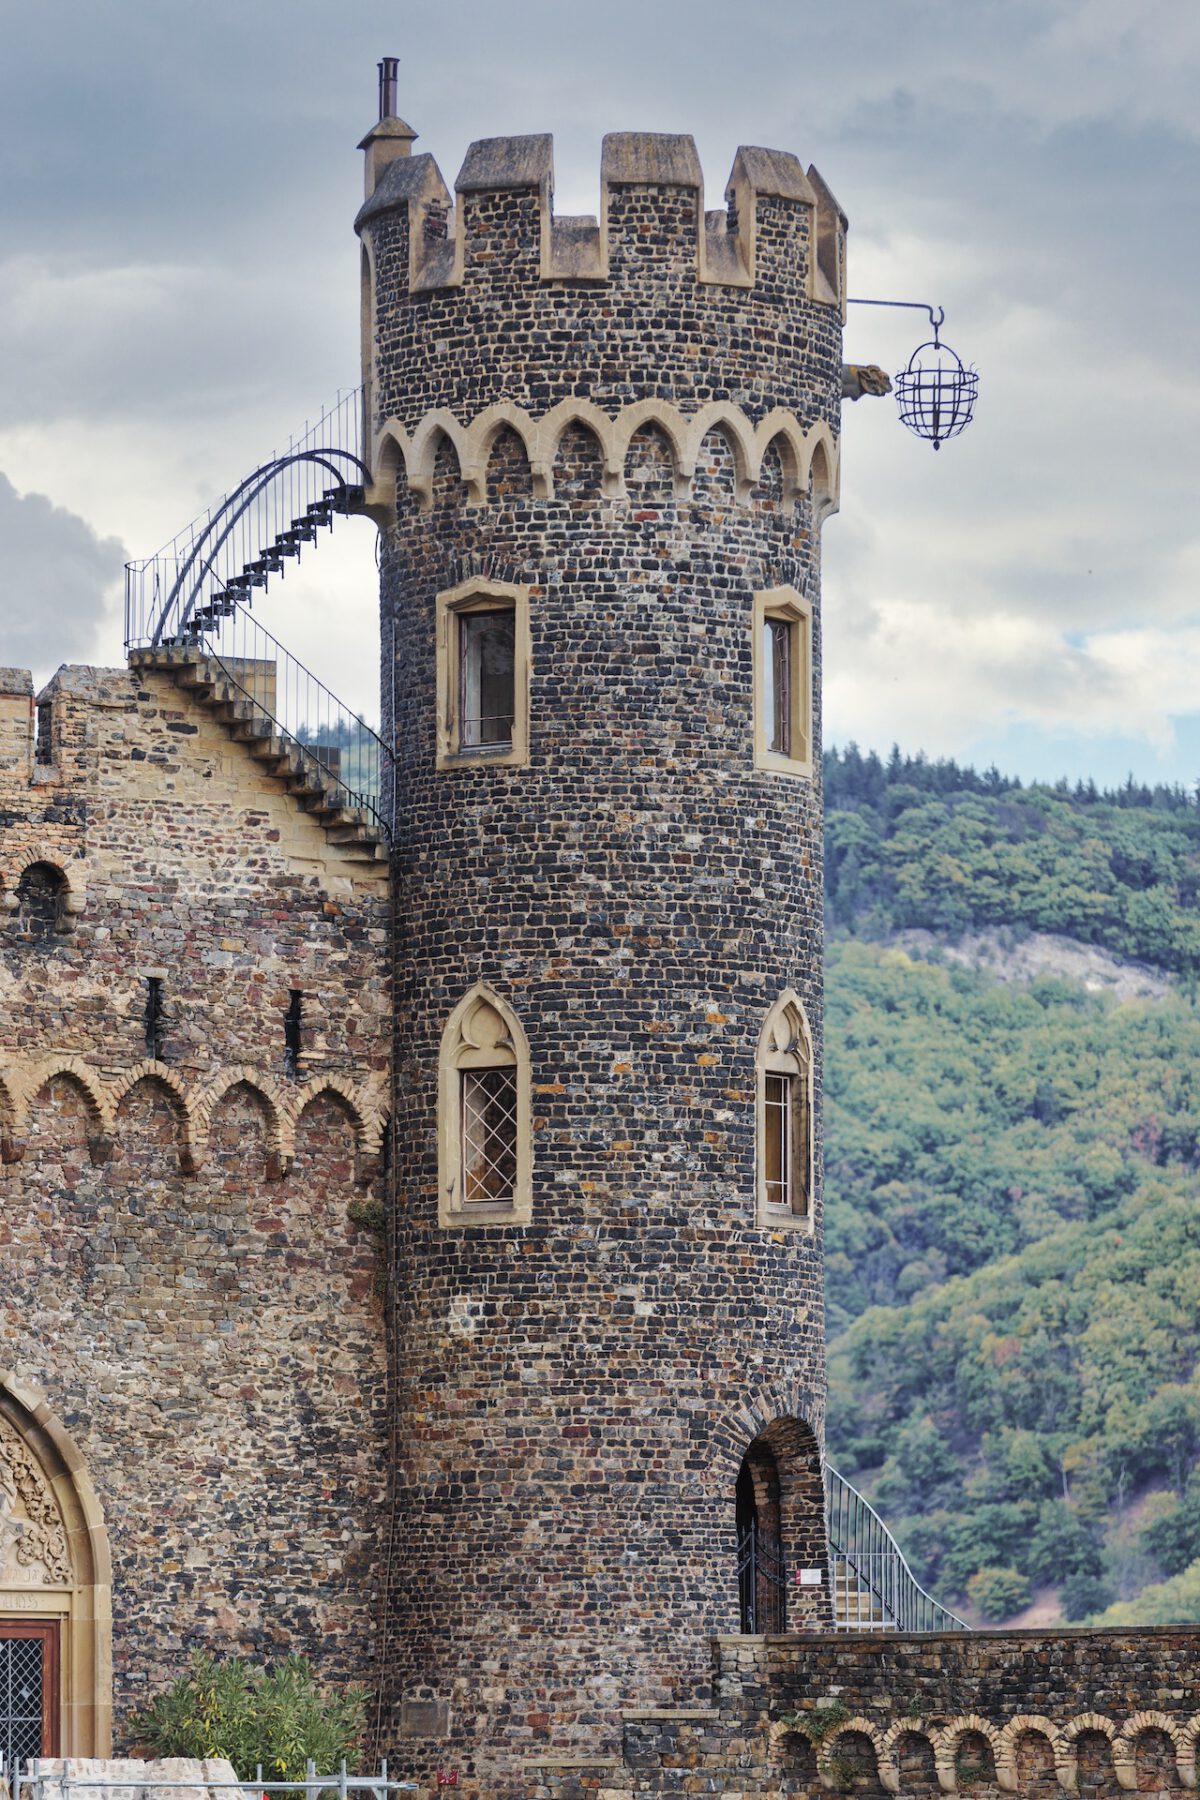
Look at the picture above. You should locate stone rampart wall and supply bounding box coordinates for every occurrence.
[0,663,391,1729]
[520,1629,1200,1799]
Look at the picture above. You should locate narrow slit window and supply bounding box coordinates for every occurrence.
[145,978,165,1060]
[459,608,515,750]
[765,618,792,757]
[284,989,303,1078]
[34,703,53,766]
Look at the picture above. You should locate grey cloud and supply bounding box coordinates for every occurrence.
[0,473,127,672]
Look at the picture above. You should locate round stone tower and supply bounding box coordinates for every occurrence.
[355,94,846,1787]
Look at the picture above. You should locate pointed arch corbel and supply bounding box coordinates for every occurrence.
[536,398,622,497]
[290,1074,382,1184]
[409,410,470,512]
[615,399,692,499]
[468,403,546,503]
[21,1054,115,1164]
[754,412,808,505]
[687,403,758,501]
[193,1065,291,1179]
[109,1061,200,1176]
[366,419,414,525]
[803,419,840,522]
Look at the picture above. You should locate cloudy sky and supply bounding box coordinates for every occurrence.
[1,0,1197,787]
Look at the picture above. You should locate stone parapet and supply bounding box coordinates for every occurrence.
[356,131,845,311]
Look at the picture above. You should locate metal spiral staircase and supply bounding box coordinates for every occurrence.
[827,1464,968,1632]
[124,390,390,865]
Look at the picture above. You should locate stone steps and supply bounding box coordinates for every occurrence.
[129,646,389,867]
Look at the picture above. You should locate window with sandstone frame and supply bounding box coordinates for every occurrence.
[756,991,814,1230]
[438,985,532,1226]
[435,577,530,770]
[751,586,812,779]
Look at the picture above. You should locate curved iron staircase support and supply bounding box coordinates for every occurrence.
[154,448,372,646]
[826,1463,969,1632]
[125,388,391,852]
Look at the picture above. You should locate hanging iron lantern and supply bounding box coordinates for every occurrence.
[893,311,978,450]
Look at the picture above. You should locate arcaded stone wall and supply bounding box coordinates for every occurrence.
[521,1629,1200,1799]
[359,130,844,1783]
[0,663,391,1730]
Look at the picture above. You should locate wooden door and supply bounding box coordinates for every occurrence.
[0,1620,59,1773]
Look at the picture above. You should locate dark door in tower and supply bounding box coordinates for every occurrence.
[0,1621,58,1773]
[736,1451,786,1633]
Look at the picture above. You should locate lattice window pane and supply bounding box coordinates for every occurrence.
[461,1067,518,1203]
[1,1636,44,1774]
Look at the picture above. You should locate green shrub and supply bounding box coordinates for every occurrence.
[131,1650,368,1780]
[966,1565,1030,1621]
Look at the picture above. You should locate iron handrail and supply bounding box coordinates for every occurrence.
[826,1463,968,1633]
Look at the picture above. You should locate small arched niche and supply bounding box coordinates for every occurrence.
[13,863,68,944]
[0,1375,112,1759]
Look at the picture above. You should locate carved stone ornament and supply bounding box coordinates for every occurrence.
[0,1414,71,1585]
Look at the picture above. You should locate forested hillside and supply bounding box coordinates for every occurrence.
[822,747,1200,1627]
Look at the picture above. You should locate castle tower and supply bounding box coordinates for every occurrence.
[355,92,846,1787]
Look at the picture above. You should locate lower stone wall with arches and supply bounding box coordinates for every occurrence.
[521,1628,1200,1799]
[0,1047,392,1744]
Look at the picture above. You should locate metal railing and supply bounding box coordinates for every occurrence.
[2,1762,419,1800]
[125,390,368,652]
[826,1463,969,1633]
[122,387,390,837]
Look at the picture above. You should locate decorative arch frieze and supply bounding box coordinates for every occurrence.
[368,398,840,518]
[0,1054,383,1185]
[767,1709,1200,1796]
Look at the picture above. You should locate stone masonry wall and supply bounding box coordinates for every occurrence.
[0,662,391,1730]
[521,1629,1200,1799]
[359,131,844,1788]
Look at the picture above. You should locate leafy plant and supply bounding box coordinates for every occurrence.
[131,1651,368,1781]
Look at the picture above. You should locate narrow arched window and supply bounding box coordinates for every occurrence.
[14,862,67,943]
[756,991,813,1228]
[438,986,532,1226]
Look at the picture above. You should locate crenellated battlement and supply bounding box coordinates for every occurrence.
[355,127,846,305]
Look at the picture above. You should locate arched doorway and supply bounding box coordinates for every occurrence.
[735,1415,831,1634]
[736,1440,786,1633]
[0,1375,111,1763]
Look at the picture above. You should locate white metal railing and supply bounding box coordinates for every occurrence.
[2,1762,420,1800]
[826,1463,968,1632]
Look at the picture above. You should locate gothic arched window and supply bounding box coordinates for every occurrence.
[438,985,532,1226]
[756,991,813,1228]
